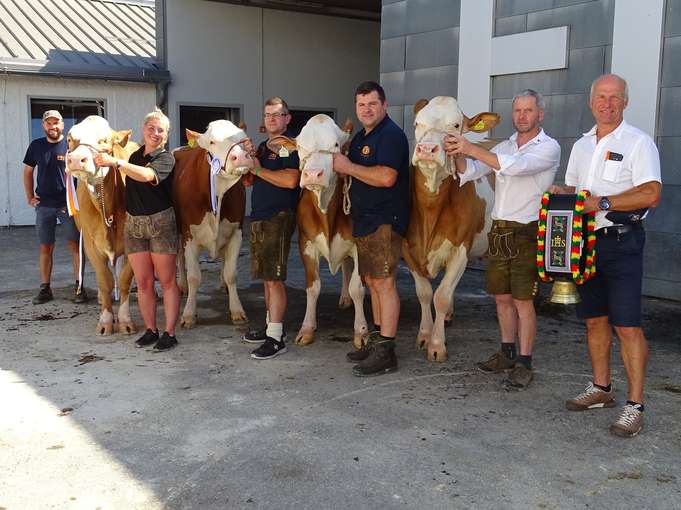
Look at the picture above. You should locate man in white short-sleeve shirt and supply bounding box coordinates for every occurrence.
[445,89,560,390]
[552,74,662,438]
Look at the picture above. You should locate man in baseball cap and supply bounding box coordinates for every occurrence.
[42,110,63,122]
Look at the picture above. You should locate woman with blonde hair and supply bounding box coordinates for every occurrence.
[94,107,180,350]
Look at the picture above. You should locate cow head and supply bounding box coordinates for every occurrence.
[413,96,499,194]
[66,116,132,185]
[185,119,255,182]
[281,114,351,213]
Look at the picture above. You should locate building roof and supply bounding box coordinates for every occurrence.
[0,0,169,83]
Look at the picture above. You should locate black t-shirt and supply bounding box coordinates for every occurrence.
[251,130,301,221]
[347,115,410,237]
[23,137,68,208]
[125,146,175,216]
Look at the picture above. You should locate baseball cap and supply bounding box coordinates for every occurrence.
[42,110,63,121]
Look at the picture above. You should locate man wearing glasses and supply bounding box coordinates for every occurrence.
[242,97,300,359]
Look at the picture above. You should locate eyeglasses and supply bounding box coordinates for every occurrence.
[263,112,289,119]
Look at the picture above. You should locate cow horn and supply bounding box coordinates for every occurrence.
[238,120,247,131]
[414,98,429,115]
[341,118,353,134]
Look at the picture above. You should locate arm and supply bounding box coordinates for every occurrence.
[332,153,396,187]
[94,152,158,183]
[251,166,300,189]
[583,181,661,213]
[23,164,40,206]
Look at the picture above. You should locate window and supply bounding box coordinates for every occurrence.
[30,98,105,140]
[288,109,335,137]
[179,105,241,146]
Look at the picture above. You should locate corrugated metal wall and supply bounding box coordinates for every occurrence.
[379,0,680,300]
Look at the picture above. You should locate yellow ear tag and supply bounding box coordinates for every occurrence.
[473,120,486,131]
[188,139,197,148]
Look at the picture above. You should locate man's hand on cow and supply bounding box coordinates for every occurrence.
[244,139,256,156]
[443,133,472,157]
[93,152,117,168]
[333,153,353,175]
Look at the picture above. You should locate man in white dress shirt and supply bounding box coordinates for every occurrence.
[445,89,560,389]
[551,74,662,437]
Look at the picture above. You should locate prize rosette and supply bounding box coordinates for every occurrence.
[536,191,596,285]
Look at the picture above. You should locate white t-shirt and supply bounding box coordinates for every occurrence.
[565,120,661,229]
[459,129,560,224]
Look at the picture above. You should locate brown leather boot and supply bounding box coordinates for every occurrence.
[352,337,397,377]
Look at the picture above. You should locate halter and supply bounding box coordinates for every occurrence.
[66,142,117,228]
[298,147,351,214]
[415,124,461,177]
[206,138,252,215]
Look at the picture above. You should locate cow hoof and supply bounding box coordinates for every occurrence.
[416,335,429,350]
[117,321,137,335]
[96,322,114,336]
[353,332,367,350]
[230,311,248,325]
[427,346,448,362]
[295,332,315,346]
[444,318,453,328]
[338,296,353,310]
[181,316,197,329]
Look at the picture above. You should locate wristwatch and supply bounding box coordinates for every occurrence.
[598,196,611,211]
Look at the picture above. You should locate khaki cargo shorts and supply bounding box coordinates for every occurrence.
[125,207,178,255]
[355,224,402,280]
[250,210,295,281]
[485,220,538,300]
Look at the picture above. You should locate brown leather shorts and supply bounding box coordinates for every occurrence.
[250,210,295,281]
[485,219,538,300]
[125,207,178,255]
[355,224,402,279]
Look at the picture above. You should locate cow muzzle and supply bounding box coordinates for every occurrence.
[413,142,445,167]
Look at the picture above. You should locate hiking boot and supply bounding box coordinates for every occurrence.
[73,284,89,304]
[477,351,515,373]
[251,336,287,360]
[505,363,533,389]
[135,328,159,348]
[32,284,53,304]
[352,338,397,377]
[609,403,643,438]
[565,382,616,411]
[346,331,380,363]
[154,332,178,351]
[242,328,286,344]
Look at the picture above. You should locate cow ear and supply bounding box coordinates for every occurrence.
[266,135,297,154]
[186,129,200,147]
[115,130,132,147]
[238,120,247,131]
[413,98,429,115]
[463,112,501,133]
[341,118,353,134]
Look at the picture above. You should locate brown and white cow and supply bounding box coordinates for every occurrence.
[270,114,368,348]
[403,96,500,361]
[65,115,139,335]
[172,120,255,327]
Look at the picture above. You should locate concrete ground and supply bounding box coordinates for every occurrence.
[0,225,680,510]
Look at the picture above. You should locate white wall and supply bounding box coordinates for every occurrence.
[164,0,380,147]
[0,75,156,226]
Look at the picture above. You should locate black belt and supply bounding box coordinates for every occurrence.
[596,223,643,237]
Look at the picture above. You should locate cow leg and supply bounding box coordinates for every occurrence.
[222,227,248,324]
[180,241,201,328]
[349,250,368,349]
[116,258,137,334]
[83,235,115,335]
[295,251,320,346]
[411,270,434,350]
[429,247,468,362]
[338,257,353,309]
[445,289,455,328]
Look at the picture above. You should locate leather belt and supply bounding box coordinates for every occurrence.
[596,223,643,237]
[493,219,537,228]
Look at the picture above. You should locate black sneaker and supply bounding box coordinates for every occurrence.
[135,328,159,348]
[154,332,178,351]
[242,328,268,344]
[73,284,89,304]
[251,336,287,360]
[32,284,53,305]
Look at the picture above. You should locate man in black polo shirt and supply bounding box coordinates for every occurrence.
[333,81,410,376]
[242,97,300,360]
[23,110,87,305]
